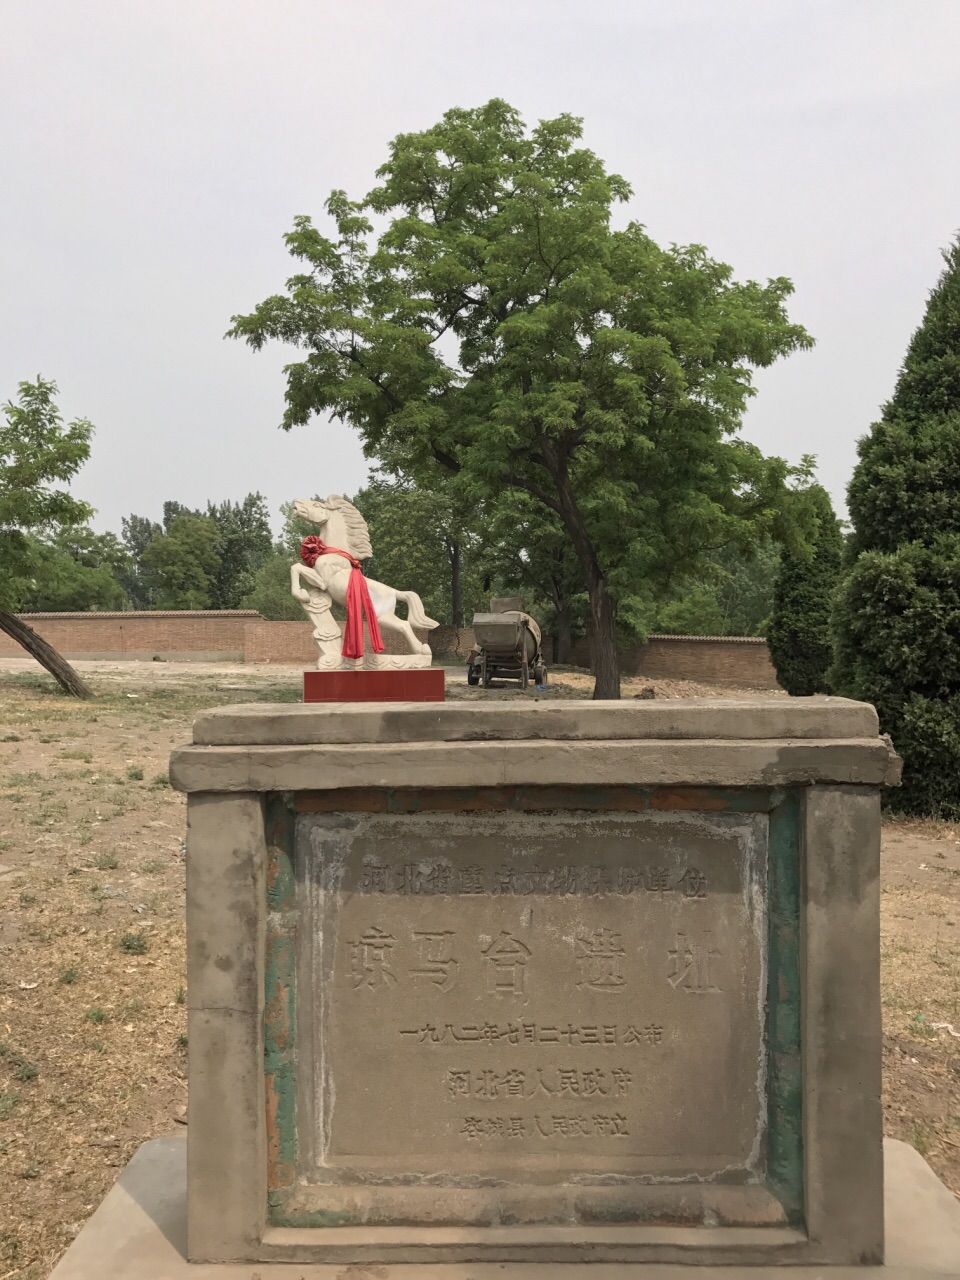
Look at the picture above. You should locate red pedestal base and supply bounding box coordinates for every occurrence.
[303,668,445,703]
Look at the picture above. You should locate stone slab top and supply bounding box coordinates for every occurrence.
[190,696,880,747]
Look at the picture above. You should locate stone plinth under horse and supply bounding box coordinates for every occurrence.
[290,495,440,670]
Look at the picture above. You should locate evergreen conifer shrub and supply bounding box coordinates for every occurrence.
[833,239,960,817]
[767,487,842,695]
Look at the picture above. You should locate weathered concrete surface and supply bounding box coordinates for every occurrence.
[185,794,266,1261]
[47,1135,960,1278]
[191,698,881,747]
[171,737,900,793]
[298,809,766,1186]
[173,699,898,1266]
[802,786,884,1264]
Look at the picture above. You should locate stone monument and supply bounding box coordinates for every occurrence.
[49,697,960,1278]
[171,696,908,1268]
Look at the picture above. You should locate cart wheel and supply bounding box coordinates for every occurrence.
[534,665,547,687]
[467,666,480,686]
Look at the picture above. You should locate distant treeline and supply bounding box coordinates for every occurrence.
[15,479,797,661]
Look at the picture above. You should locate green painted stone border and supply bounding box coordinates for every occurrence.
[264,785,804,1228]
[263,793,298,1212]
[766,789,804,1221]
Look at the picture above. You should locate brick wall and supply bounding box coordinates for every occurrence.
[1,613,481,665]
[570,634,780,689]
[0,611,259,661]
[1,613,780,688]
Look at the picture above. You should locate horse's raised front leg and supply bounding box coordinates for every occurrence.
[291,563,343,667]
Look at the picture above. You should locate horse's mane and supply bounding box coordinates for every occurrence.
[324,494,372,560]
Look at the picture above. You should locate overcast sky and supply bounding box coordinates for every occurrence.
[2,1,958,537]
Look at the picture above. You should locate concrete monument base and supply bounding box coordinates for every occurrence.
[168,699,904,1267]
[47,1133,960,1278]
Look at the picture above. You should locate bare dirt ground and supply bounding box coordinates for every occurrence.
[0,658,957,1278]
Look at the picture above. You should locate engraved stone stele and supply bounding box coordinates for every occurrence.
[169,697,902,1268]
[289,495,438,670]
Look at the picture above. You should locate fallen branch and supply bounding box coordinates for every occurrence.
[0,611,93,698]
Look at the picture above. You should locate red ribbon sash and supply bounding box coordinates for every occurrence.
[299,536,385,659]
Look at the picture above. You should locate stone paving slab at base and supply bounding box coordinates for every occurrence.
[49,1134,960,1279]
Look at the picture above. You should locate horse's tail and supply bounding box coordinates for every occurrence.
[396,590,440,630]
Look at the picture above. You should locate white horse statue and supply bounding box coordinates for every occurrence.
[290,495,440,670]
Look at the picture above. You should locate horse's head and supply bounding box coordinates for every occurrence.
[291,495,373,559]
[293,497,330,528]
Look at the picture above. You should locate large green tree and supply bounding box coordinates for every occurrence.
[767,486,842,694]
[0,378,95,696]
[120,513,162,607]
[140,513,221,609]
[205,493,273,608]
[834,238,960,816]
[121,493,272,611]
[230,100,813,696]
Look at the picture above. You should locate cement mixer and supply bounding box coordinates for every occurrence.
[467,609,547,690]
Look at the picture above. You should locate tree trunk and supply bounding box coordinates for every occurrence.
[588,581,620,700]
[553,601,574,665]
[448,538,463,628]
[0,612,93,698]
[535,441,621,698]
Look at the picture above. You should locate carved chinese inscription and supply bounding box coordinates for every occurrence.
[445,1065,634,1098]
[347,925,397,990]
[409,930,459,991]
[575,927,627,991]
[399,1021,663,1045]
[461,1113,630,1140]
[303,808,766,1180]
[482,931,531,996]
[667,931,722,993]
[357,859,710,897]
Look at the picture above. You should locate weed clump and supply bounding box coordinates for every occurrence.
[0,1043,38,1081]
[119,931,149,955]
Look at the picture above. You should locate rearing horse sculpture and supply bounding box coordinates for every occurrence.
[290,495,439,667]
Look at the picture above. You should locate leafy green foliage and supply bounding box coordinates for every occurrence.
[834,538,960,816]
[352,474,487,627]
[478,491,587,661]
[834,239,960,815]
[0,378,94,610]
[119,514,162,607]
[229,100,813,696]
[242,548,307,620]
[767,488,843,695]
[140,514,221,609]
[654,539,780,638]
[20,526,131,611]
[204,494,273,608]
[122,493,272,611]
